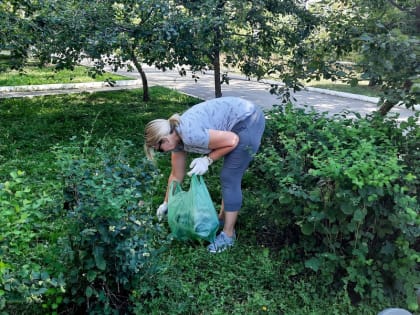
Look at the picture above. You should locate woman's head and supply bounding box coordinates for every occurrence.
[144,114,181,160]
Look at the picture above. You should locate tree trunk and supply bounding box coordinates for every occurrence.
[213,50,222,98]
[212,0,226,99]
[129,47,149,102]
[368,77,378,87]
[137,64,149,102]
[378,100,395,116]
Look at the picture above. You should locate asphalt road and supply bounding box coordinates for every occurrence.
[126,65,417,122]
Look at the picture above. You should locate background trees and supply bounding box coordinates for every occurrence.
[35,0,176,101]
[0,0,418,113]
[308,0,419,114]
[0,0,41,70]
[172,0,320,98]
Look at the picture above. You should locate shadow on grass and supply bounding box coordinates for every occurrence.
[0,86,201,175]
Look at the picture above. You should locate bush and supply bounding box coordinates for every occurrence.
[54,138,169,314]
[0,171,65,314]
[247,104,419,310]
[0,139,170,314]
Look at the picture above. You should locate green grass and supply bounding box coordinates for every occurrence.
[0,87,398,314]
[132,242,384,315]
[304,78,381,97]
[0,87,198,178]
[0,64,133,86]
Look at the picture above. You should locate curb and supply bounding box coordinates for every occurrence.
[305,87,379,104]
[0,79,141,93]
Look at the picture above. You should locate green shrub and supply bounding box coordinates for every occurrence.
[54,139,169,314]
[247,104,419,310]
[0,171,65,314]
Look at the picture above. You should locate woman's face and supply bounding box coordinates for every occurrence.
[155,132,180,152]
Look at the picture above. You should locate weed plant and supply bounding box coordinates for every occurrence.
[0,87,199,313]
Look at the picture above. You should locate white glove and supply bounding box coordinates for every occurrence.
[156,201,168,221]
[187,156,213,176]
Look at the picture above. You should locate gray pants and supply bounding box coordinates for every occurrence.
[221,107,265,211]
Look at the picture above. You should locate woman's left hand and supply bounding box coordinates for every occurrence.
[187,156,212,176]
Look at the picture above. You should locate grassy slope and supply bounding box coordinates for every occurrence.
[0,87,197,178]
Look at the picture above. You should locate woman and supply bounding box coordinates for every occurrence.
[144,96,265,253]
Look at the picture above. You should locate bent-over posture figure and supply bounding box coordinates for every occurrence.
[144,96,265,253]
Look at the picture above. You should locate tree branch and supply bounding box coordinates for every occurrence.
[387,0,415,15]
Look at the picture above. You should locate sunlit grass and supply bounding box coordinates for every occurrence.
[0,65,133,86]
[304,78,380,97]
[0,86,201,178]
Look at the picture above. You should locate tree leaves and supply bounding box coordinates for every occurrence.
[93,246,106,271]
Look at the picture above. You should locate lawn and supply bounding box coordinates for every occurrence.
[1,87,417,314]
[305,79,381,97]
[0,87,195,178]
[222,59,382,98]
[0,63,132,86]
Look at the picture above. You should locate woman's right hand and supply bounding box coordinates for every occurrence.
[156,201,168,221]
[159,151,187,221]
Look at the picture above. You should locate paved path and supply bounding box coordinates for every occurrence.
[133,65,417,122]
[1,64,417,122]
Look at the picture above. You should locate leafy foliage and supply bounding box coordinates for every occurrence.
[247,104,420,310]
[0,1,37,70]
[131,244,385,315]
[33,0,178,101]
[309,0,419,113]
[3,0,417,113]
[0,171,65,314]
[54,139,167,314]
[171,0,320,97]
[0,88,197,314]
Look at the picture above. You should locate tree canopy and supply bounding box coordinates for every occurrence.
[37,0,175,101]
[170,0,320,98]
[310,0,419,114]
[0,0,418,114]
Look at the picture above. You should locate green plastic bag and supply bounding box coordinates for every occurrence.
[168,175,218,242]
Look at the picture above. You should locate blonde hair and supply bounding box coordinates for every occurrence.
[144,114,181,160]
